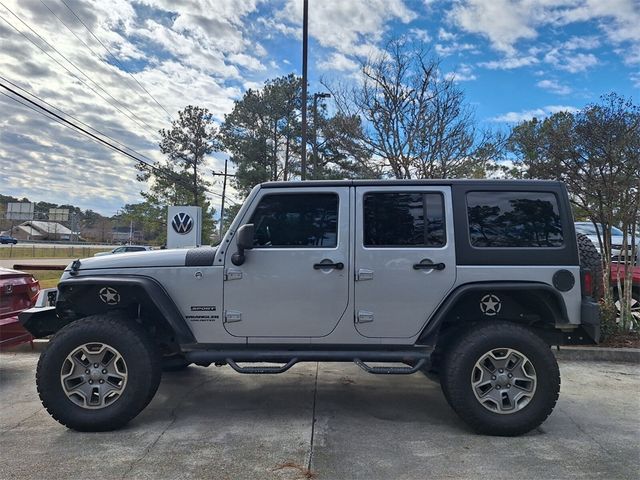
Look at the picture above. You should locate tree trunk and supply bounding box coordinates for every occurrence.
[284,124,291,181]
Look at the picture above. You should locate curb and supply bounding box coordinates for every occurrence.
[553,346,640,364]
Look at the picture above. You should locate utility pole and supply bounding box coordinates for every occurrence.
[312,92,331,180]
[212,159,236,237]
[300,0,309,180]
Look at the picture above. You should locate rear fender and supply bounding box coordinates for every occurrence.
[417,282,570,346]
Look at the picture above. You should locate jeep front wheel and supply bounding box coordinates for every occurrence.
[36,314,161,431]
[441,321,560,436]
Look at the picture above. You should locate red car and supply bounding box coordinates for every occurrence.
[0,268,40,349]
[610,263,640,321]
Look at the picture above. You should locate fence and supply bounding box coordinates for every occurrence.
[0,245,110,259]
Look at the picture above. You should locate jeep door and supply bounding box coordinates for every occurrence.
[223,187,350,337]
[354,186,456,338]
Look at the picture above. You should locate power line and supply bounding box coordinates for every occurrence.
[0,90,57,121]
[41,0,173,123]
[0,3,162,142]
[0,74,155,163]
[0,82,239,205]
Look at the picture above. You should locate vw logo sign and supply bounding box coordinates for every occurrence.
[171,212,193,235]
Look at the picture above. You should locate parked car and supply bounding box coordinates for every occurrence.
[0,235,18,244]
[0,268,39,349]
[574,222,638,264]
[22,179,600,436]
[610,263,640,323]
[94,245,152,257]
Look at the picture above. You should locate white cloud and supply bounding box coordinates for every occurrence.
[0,0,258,213]
[536,79,572,95]
[479,55,539,70]
[272,0,415,67]
[438,28,457,41]
[449,0,640,65]
[317,52,360,72]
[545,50,598,73]
[631,72,640,88]
[563,35,600,51]
[435,42,477,57]
[490,105,579,123]
[409,28,430,42]
[449,0,559,54]
[445,63,477,82]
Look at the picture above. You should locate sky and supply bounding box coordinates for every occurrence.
[0,0,638,215]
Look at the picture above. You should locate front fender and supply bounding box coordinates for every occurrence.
[53,275,195,344]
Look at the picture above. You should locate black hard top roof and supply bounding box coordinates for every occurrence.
[260,179,564,188]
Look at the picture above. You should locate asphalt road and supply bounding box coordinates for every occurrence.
[1,349,638,480]
[0,258,74,269]
[0,243,113,249]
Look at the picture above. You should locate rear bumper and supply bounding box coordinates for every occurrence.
[579,298,601,344]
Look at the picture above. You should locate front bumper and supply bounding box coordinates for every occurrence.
[18,306,63,338]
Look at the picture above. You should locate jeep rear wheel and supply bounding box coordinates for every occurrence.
[36,314,161,431]
[441,321,560,436]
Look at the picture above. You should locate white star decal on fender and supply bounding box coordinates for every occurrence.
[480,294,501,316]
[99,287,120,305]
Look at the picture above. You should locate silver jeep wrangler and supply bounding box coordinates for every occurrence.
[21,180,600,436]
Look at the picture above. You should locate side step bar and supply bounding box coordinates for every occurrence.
[225,358,298,374]
[354,358,427,375]
[184,349,431,375]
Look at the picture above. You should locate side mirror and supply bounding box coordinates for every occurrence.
[231,224,254,266]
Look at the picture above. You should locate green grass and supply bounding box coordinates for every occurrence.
[0,245,111,259]
[25,270,62,289]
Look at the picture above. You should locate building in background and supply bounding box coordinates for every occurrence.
[7,221,72,241]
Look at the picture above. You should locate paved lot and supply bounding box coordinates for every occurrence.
[1,350,638,480]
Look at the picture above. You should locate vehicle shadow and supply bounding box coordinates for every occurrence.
[136,364,464,431]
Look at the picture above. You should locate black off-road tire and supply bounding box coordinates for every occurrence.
[577,232,604,298]
[441,321,560,436]
[36,314,162,431]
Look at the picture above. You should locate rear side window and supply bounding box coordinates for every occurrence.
[363,192,446,247]
[249,193,338,247]
[467,191,563,247]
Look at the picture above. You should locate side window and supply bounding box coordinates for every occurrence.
[113,247,125,253]
[363,192,446,247]
[467,191,563,247]
[249,193,338,248]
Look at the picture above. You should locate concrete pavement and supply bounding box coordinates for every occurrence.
[1,350,638,479]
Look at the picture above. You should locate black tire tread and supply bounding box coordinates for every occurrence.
[36,314,161,431]
[442,321,560,436]
[577,232,603,297]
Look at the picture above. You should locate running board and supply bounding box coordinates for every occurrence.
[225,358,298,374]
[184,348,432,375]
[354,358,427,375]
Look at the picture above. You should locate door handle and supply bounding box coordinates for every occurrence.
[313,262,344,270]
[413,262,445,271]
